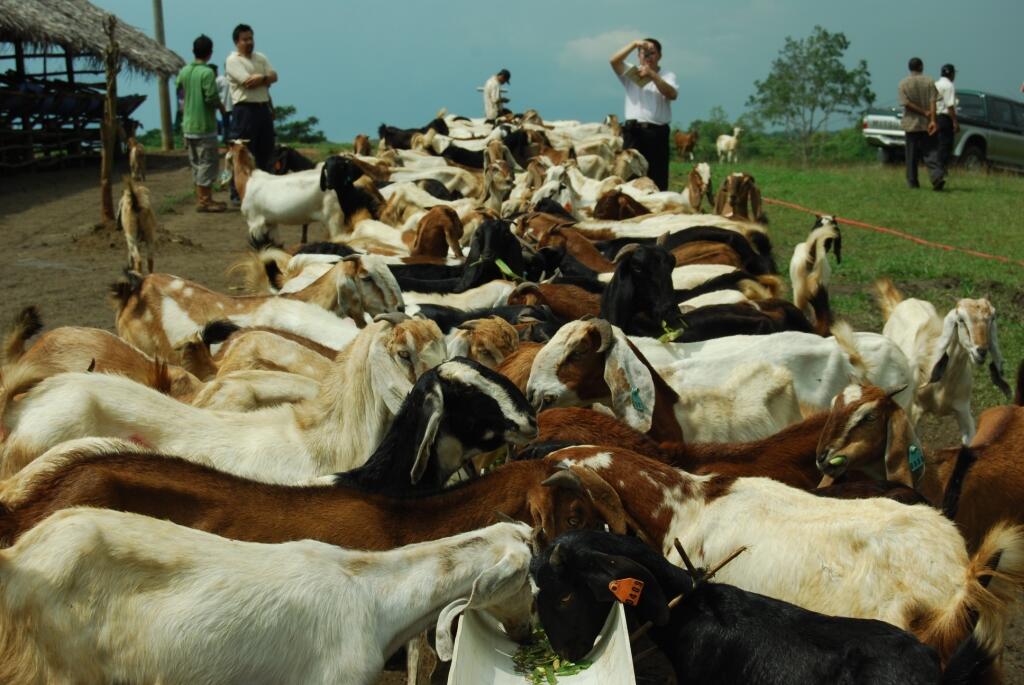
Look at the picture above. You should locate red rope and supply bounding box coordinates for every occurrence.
[762,196,1024,268]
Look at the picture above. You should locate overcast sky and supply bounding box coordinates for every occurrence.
[93,0,1023,140]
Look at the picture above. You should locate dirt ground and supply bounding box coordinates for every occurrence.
[0,153,1020,683]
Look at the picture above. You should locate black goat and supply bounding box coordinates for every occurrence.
[269,145,316,175]
[416,178,461,201]
[599,244,681,336]
[659,226,776,275]
[332,357,537,494]
[319,156,381,221]
[440,143,484,169]
[377,117,449,150]
[533,530,993,685]
[414,303,563,339]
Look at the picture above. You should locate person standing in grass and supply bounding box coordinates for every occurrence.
[176,34,226,213]
[898,57,943,191]
[934,64,959,176]
[609,38,678,191]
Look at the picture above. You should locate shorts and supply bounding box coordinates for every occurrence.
[185,136,220,187]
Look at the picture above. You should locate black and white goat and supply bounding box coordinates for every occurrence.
[533,530,995,684]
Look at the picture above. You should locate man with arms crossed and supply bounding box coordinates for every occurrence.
[610,38,678,191]
[226,23,278,203]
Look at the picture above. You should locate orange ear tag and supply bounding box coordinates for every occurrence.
[608,578,644,606]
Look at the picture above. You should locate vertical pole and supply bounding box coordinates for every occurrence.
[153,0,173,150]
[100,15,121,224]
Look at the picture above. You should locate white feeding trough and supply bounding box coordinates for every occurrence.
[447,603,635,684]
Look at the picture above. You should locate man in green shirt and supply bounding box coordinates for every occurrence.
[176,34,226,212]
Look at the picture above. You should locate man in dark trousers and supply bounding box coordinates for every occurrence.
[934,63,959,179]
[898,57,943,190]
[609,38,678,191]
[226,23,278,204]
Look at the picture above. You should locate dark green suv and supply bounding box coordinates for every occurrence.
[862,88,1024,171]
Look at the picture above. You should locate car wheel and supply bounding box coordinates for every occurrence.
[960,144,987,172]
[877,147,902,165]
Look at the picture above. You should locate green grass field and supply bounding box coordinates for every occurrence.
[667,159,1024,411]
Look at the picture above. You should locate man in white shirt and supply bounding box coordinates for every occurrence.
[610,38,678,190]
[934,64,958,180]
[484,69,510,122]
[213,64,232,145]
[226,23,277,177]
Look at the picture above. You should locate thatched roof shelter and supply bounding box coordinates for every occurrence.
[0,0,184,77]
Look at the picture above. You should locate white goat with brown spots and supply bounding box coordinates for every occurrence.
[790,215,841,323]
[116,176,157,273]
[874,278,1011,443]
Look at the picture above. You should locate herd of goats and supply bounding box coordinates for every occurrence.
[1,107,1022,684]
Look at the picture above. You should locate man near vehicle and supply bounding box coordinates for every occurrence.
[897,57,943,190]
[484,69,510,122]
[226,23,277,199]
[610,38,678,191]
[934,64,959,176]
[175,34,226,213]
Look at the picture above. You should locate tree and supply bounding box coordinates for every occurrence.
[746,26,874,162]
[273,104,327,143]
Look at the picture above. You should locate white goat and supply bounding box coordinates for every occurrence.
[0,316,447,481]
[874,279,1011,443]
[228,141,343,245]
[716,126,742,163]
[526,320,802,441]
[0,508,533,685]
[789,215,842,323]
[633,325,914,413]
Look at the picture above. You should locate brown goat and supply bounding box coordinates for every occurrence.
[0,444,624,552]
[496,341,544,393]
[674,128,698,160]
[506,282,601,321]
[592,190,650,221]
[816,381,1024,552]
[714,172,766,224]
[409,205,464,259]
[352,134,372,156]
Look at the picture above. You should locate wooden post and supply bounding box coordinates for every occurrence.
[100,15,121,224]
[153,0,173,151]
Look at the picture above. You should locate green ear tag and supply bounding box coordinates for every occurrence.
[908,444,925,472]
[630,386,647,413]
[494,258,522,282]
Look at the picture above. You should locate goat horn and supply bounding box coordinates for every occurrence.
[541,468,584,493]
[613,243,642,264]
[492,510,517,524]
[512,281,542,297]
[456,320,478,331]
[540,268,562,284]
[591,318,613,353]
[548,543,564,570]
[340,254,362,262]
[372,312,411,326]
[656,231,670,247]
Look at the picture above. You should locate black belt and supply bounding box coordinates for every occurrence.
[625,120,668,129]
[234,101,271,108]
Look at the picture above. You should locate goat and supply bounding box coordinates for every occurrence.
[506,282,601,321]
[673,128,698,160]
[716,126,742,162]
[0,316,447,482]
[790,214,841,324]
[116,176,157,273]
[816,380,1024,553]
[378,114,450,150]
[445,317,520,369]
[353,133,372,156]
[109,256,402,361]
[0,507,533,685]
[541,446,1024,664]
[874,279,1011,444]
[127,134,146,181]
[269,145,316,175]
[633,322,914,412]
[592,189,650,220]
[525,319,803,443]
[534,529,994,683]
[714,171,765,223]
[227,141,344,245]
[410,205,464,259]
[599,244,681,336]
[177,323,335,380]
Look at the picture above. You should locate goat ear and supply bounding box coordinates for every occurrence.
[749,182,764,222]
[368,336,416,417]
[988,318,1013,400]
[833,227,842,264]
[929,310,959,383]
[580,552,670,627]
[410,382,445,484]
[713,185,726,215]
[434,548,530,661]
[883,405,924,487]
[319,162,330,191]
[603,329,654,433]
[335,269,367,325]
